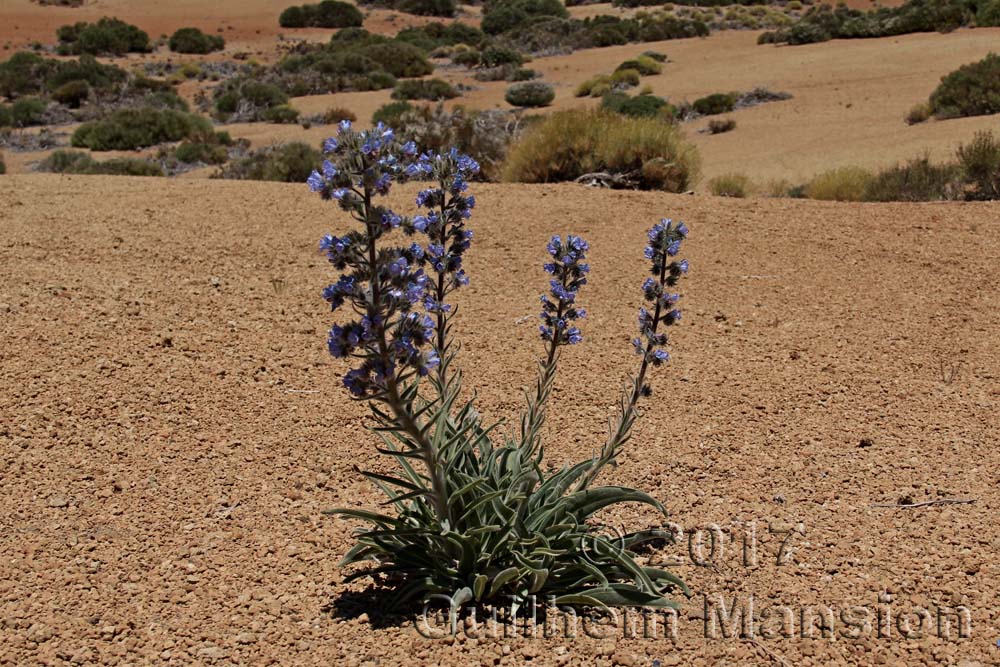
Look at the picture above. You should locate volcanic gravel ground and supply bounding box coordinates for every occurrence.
[1,175,999,666]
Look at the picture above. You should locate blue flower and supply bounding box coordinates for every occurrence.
[323,137,339,153]
[307,170,325,193]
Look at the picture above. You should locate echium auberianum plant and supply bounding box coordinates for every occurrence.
[310,120,691,613]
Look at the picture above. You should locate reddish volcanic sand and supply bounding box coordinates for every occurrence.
[1,174,998,665]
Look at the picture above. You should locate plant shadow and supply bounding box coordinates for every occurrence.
[322,585,423,629]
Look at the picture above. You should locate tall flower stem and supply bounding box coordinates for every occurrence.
[361,183,452,528]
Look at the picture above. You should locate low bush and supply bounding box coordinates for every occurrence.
[977,0,1000,26]
[215,142,322,182]
[0,107,11,127]
[504,81,554,107]
[0,52,127,99]
[385,104,519,180]
[168,27,225,54]
[40,149,164,176]
[213,78,289,121]
[279,1,364,28]
[52,79,90,107]
[392,78,459,101]
[707,118,735,134]
[805,166,873,201]
[760,0,976,46]
[264,104,301,124]
[616,55,662,76]
[324,107,357,123]
[863,154,958,202]
[360,0,457,16]
[611,68,641,88]
[372,101,414,127]
[905,101,931,125]
[508,68,537,82]
[267,31,431,96]
[601,92,672,119]
[479,46,524,68]
[11,97,47,126]
[397,22,485,51]
[956,130,1000,200]
[0,152,5,175]
[174,140,229,165]
[692,92,736,116]
[929,53,1000,119]
[708,172,751,197]
[56,17,151,56]
[502,108,700,190]
[575,74,611,98]
[71,108,212,151]
[481,0,569,35]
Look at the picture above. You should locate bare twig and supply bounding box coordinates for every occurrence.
[871,498,976,509]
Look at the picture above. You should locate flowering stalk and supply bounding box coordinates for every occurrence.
[577,219,688,491]
[521,235,589,461]
[405,149,479,386]
[310,121,453,526]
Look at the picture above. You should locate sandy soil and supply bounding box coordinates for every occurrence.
[1,174,998,666]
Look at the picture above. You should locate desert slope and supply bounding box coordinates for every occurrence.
[1,175,998,665]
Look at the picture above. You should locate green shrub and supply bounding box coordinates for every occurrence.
[642,50,668,62]
[392,78,459,101]
[71,108,212,151]
[707,118,736,134]
[387,104,517,180]
[977,0,1000,25]
[601,92,670,119]
[451,49,482,67]
[11,97,47,126]
[708,172,751,197]
[762,0,976,46]
[508,67,537,81]
[479,45,523,68]
[175,140,229,164]
[610,68,640,88]
[863,154,958,202]
[805,166,873,201]
[0,152,6,175]
[0,51,127,98]
[905,101,931,125]
[397,23,484,51]
[692,92,736,116]
[616,55,662,75]
[56,17,151,56]
[372,100,414,126]
[575,74,611,97]
[279,1,364,28]
[52,79,90,107]
[214,78,289,120]
[482,0,568,34]
[324,106,357,123]
[216,142,321,182]
[40,149,164,176]
[360,0,457,17]
[504,81,554,107]
[168,27,225,54]
[0,106,11,127]
[929,53,1000,119]
[264,104,301,124]
[502,108,700,191]
[956,130,1000,200]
